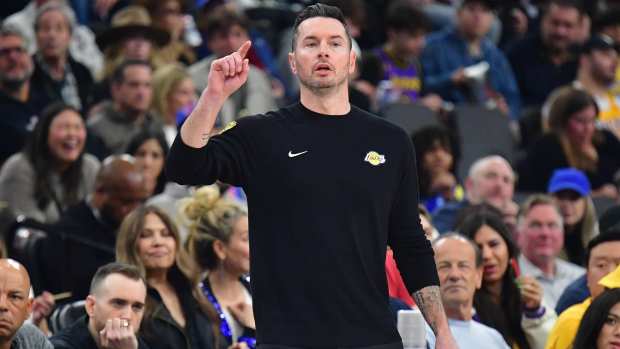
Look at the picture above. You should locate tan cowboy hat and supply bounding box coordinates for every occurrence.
[96,5,170,50]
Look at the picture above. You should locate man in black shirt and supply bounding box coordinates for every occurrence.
[167,4,455,348]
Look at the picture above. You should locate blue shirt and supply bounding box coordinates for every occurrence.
[421,28,521,119]
[555,274,590,315]
[448,319,510,349]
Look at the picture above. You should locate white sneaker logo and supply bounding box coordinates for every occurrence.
[288,150,308,158]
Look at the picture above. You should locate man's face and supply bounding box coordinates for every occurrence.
[122,36,152,61]
[0,35,33,87]
[207,24,249,58]
[587,241,620,298]
[457,2,494,40]
[541,4,581,52]
[0,263,32,343]
[467,159,515,208]
[100,173,149,227]
[86,274,146,334]
[288,17,355,93]
[517,204,564,266]
[35,9,71,60]
[434,238,482,314]
[112,65,153,115]
[585,48,619,86]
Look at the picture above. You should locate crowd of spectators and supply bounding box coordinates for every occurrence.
[1,0,620,348]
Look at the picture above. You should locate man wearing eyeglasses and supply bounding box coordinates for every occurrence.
[0,24,42,167]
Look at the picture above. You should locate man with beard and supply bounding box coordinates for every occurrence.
[0,24,42,166]
[508,0,585,109]
[38,156,149,301]
[574,34,620,138]
[166,3,457,348]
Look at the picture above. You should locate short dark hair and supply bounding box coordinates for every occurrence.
[202,6,249,42]
[111,59,151,85]
[89,262,146,294]
[573,288,620,349]
[585,230,620,267]
[433,232,483,267]
[386,0,431,34]
[542,0,585,18]
[291,3,351,51]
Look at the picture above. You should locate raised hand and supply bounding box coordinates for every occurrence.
[518,275,543,310]
[205,41,252,103]
[99,318,138,349]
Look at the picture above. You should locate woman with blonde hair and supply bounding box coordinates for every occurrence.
[181,185,255,348]
[518,86,620,199]
[116,205,222,349]
[152,63,197,146]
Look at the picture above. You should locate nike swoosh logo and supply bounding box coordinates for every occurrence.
[288,150,308,158]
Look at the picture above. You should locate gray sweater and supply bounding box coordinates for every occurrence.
[11,323,53,349]
[0,152,100,223]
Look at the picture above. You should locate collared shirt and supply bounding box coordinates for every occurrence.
[518,255,585,309]
[35,53,81,109]
[421,27,521,119]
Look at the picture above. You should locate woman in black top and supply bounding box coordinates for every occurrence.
[116,205,223,349]
[518,86,620,199]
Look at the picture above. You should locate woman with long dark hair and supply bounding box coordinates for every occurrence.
[0,102,100,223]
[573,288,620,349]
[458,205,556,349]
[519,86,620,199]
[126,128,169,196]
[116,205,222,349]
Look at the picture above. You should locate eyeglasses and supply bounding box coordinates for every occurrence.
[0,46,27,57]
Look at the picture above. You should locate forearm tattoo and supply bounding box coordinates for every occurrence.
[413,285,446,335]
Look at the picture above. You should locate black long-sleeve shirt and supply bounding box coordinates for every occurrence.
[166,102,438,347]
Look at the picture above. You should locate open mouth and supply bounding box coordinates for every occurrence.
[314,63,332,72]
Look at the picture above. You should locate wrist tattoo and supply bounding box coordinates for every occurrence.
[413,285,446,335]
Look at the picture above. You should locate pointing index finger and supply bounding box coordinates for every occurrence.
[237,40,252,59]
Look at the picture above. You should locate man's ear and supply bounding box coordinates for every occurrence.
[85,295,96,317]
[349,48,357,75]
[288,52,297,75]
[475,266,483,290]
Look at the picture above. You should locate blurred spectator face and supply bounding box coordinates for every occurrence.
[541,4,581,52]
[553,190,586,227]
[434,238,482,312]
[389,30,426,59]
[0,34,33,88]
[208,24,249,58]
[596,301,620,347]
[473,224,509,285]
[122,36,152,61]
[457,2,494,40]
[154,0,184,40]
[101,175,148,226]
[85,273,146,335]
[422,143,452,175]
[112,65,153,115]
[35,9,71,60]
[217,216,250,274]
[290,17,355,92]
[136,213,177,272]
[47,108,86,166]
[585,48,619,86]
[587,240,620,298]
[517,204,564,265]
[467,158,515,209]
[167,77,196,116]
[565,104,596,146]
[134,138,165,193]
[0,260,32,344]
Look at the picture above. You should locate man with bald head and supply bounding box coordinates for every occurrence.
[0,259,53,349]
[433,155,517,233]
[38,156,149,301]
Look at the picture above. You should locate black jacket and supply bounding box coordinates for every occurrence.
[38,201,117,301]
[30,54,94,113]
[140,270,223,349]
[51,316,150,349]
